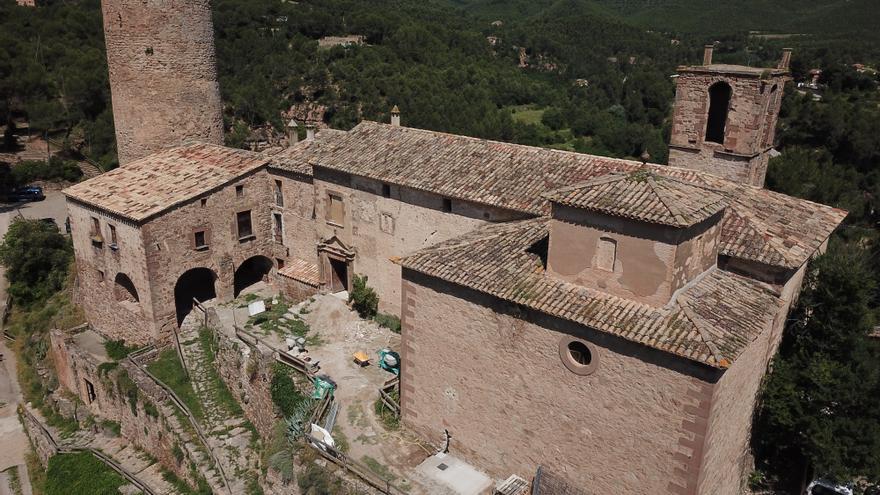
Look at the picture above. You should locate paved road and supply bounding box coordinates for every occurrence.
[0,190,66,495]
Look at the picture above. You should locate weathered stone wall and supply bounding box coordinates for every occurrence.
[668,69,786,186]
[547,206,720,307]
[102,0,224,165]
[314,168,528,314]
[48,330,203,487]
[213,326,278,442]
[141,168,285,342]
[399,269,717,493]
[18,406,59,468]
[67,200,155,344]
[268,170,319,266]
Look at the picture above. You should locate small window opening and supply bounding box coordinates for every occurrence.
[85,379,96,403]
[382,183,391,198]
[327,194,344,225]
[442,198,452,212]
[237,211,253,239]
[91,217,100,235]
[97,269,105,281]
[705,82,732,144]
[275,180,284,206]
[200,198,208,207]
[273,213,283,244]
[276,258,285,270]
[194,231,207,250]
[235,184,244,197]
[109,225,118,249]
[568,341,592,366]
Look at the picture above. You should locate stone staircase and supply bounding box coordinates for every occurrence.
[60,430,178,495]
[177,313,259,493]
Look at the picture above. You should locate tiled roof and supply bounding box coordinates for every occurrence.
[63,143,267,222]
[543,170,728,227]
[262,129,347,176]
[279,258,321,287]
[314,122,846,269]
[399,218,782,369]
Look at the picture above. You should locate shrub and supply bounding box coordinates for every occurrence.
[375,312,401,333]
[104,339,137,361]
[11,156,82,186]
[270,364,308,417]
[0,218,72,305]
[348,274,378,319]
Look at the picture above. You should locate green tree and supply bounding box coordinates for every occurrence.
[348,274,378,319]
[753,243,880,490]
[0,218,72,305]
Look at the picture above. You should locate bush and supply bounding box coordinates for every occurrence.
[375,312,401,333]
[270,364,308,417]
[348,275,378,319]
[0,218,72,306]
[104,340,137,361]
[12,156,83,186]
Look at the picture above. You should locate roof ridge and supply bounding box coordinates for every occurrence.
[677,298,725,367]
[646,176,687,226]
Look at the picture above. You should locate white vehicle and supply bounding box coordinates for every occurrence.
[806,479,854,495]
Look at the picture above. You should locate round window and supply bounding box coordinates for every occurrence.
[559,337,599,375]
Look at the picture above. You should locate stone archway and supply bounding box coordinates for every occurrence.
[234,255,274,297]
[113,272,141,313]
[174,267,218,326]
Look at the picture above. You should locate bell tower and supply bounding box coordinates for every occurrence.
[102,0,224,165]
[668,46,791,187]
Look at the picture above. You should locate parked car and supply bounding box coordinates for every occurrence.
[10,185,45,202]
[806,479,854,495]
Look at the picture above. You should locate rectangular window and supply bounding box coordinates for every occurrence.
[275,180,284,207]
[91,217,100,235]
[97,269,104,281]
[442,197,453,213]
[237,210,253,239]
[596,237,617,272]
[85,379,96,403]
[194,230,207,250]
[276,258,285,270]
[273,213,283,244]
[382,183,391,198]
[109,225,118,247]
[235,184,244,197]
[200,198,207,207]
[327,193,344,225]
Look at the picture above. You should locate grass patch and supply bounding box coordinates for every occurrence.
[374,312,401,333]
[159,466,211,495]
[25,447,47,495]
[103,340,138,361]
[270,363,309,417]
[361,455,397,483]
[46,452,126,495]
[147,349,205,422]
[100,419,121,437]
[508,104,546,125]
[374,389,400,431]
[197,327,244,417]
[2,466,23,495]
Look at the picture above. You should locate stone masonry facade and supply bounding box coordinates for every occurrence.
[102,0,224,165]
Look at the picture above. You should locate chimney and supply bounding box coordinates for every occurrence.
[286,119,299,146]
[778,48,792,70]
[390,105,401,127]
[305,122,316,141]
[703,44,714,65]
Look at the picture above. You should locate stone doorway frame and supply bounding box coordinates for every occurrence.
[317,236,355,294]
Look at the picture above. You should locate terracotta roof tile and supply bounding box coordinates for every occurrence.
[262,129,347,176]
[543,170,728,227]
[63,143,267,222]
[315,122,845,269]
[278,258,320,287]
[399,218,782,368]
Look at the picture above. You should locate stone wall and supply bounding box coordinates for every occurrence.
[211,319,278,442]
[547,206,721,307]
[18,406,58,468]
[314,168,528,314]
[141,168,286,342]
[48,329,204,488]
[268,170,319,266]
[399,269,717,493]
[102,0,224,165]
[668,68,786,186]
[67,200,155,345]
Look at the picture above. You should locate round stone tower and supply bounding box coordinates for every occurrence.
[102,0,224,165]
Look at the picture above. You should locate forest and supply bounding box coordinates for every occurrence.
[1,0,880,492]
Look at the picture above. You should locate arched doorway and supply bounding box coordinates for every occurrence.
[705,81,732,144]
[174,267,218,325]
[234,255,274,297]
[114,273,140,313]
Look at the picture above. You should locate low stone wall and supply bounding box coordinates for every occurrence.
[212,321,278,442]
[18,405,59,467]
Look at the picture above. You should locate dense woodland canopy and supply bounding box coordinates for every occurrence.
[2,0,880,491]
